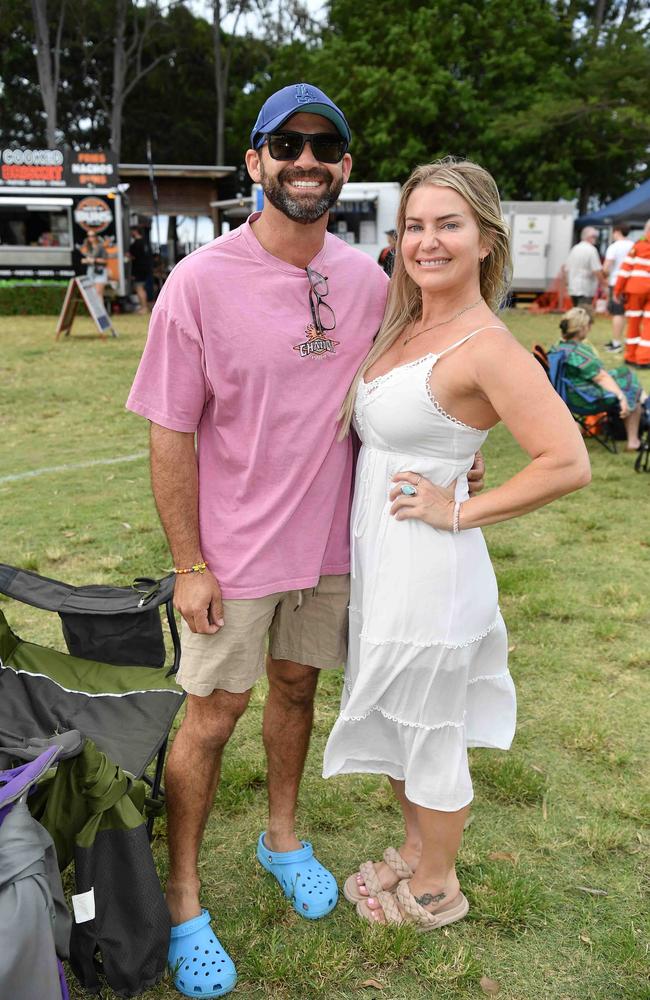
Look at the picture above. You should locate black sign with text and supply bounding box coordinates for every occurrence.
[0,148,118,188]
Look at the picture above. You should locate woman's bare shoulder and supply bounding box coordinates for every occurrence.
[469,319,549,388]
[469,318,527,358]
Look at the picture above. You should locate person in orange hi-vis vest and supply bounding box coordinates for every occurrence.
[614,218,650,367]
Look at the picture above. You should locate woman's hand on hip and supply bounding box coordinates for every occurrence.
[390,472,456,529]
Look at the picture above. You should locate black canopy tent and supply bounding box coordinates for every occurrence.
[577,178,650,227]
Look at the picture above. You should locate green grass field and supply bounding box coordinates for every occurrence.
[1,311,648,1000]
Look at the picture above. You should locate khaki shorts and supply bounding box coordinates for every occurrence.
[176,574,350,696]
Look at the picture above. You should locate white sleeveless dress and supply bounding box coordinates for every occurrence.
[323,328,517,811]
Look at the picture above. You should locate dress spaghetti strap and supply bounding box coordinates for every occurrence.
[436,325,507,360]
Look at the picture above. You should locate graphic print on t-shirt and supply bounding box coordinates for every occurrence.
[293,322,340,358]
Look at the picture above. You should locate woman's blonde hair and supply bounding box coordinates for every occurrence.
[559,306,592,340]
[338,157,511,436]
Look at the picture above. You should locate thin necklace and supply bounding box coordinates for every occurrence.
[403,297,484,345]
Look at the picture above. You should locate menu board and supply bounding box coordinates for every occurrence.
[55,276,117,340]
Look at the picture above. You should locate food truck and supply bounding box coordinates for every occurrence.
[0,148,130,295]
[252,180,401,262]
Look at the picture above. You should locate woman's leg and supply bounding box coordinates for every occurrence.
[623,404,642,449]
[365,801,469,923]
[354,777,422,896]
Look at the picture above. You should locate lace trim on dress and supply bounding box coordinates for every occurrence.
[359,613,501,649]
[363,353,436,396]
[425,381,485,434]
[467,670,511,686]
[340,704,466,731]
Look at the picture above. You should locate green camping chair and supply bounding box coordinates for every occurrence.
[0,564,185,837]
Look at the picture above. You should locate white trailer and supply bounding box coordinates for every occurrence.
[252,180,400,263]
[502,200,576,294]
[327,181,400,262]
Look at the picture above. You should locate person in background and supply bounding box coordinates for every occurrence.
[564,226,602,308]
[129,226,151,314]
[151,253,167,299]
[614,218,650,368]
[80,230,108,301]
[553,306,645,450]
[378,229,397,276]
[602,224,634,352]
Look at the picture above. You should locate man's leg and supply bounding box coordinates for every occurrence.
[612,311,625,343]
[262,656,319,852]
[165,687,251,925]
[135,282,149,313]
[635,289,650,367]
[624,292,642,364]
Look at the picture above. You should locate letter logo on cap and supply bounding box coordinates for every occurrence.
[295,84,314,103]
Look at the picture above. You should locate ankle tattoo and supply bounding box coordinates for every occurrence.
[414,890,446,906]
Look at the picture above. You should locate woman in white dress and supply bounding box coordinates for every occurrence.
[322,159,591,930]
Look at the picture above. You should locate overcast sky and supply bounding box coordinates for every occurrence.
[185,0,328,36]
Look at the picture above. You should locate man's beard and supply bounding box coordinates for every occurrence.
[259,162,344,224]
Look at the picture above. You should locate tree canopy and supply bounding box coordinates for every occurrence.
[0,0,648,208]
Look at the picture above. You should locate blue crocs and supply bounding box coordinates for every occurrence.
[256,832,339,919]
[168,909,237,998]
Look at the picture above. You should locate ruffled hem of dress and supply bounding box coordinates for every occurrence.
[355,611,503,649]
[322,760,475,812]
[341,671,513,731]
[339,705,467,731]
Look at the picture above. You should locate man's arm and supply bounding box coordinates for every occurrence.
[602,249,614,280]
[591,245,604,281]
[150,422,224,634]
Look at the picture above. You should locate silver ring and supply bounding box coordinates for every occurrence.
[414,474,422,486]
[400,484,418,497]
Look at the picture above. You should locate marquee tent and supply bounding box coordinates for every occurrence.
[578,178,650,226]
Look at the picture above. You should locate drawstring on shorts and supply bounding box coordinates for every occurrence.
[293,586,318,612]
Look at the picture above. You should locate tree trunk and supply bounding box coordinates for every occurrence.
[593,0,607,35]
[213,0,226,165]
[110,0,128,159]
[31,0,65,146]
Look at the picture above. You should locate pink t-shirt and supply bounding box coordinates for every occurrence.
[126,215,389,598]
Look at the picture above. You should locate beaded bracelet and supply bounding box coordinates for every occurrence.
[173,561,207,575]
[452,501,463,534]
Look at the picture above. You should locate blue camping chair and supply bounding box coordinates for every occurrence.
[533,344,620,453]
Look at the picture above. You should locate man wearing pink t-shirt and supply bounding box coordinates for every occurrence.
[127,85,389,995]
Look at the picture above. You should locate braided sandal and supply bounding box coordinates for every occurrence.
[343,847,415,904]
[356,878,469,932]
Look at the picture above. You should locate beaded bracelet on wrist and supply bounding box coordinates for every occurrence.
[173,561,207,575]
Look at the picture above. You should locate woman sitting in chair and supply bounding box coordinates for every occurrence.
[553,307,645,451]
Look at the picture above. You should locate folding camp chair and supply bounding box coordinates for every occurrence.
[0,564,185,837]
[634,399,650,472]
[533,343,620,453]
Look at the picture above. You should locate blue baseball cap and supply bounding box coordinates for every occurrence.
[250,83,351,150]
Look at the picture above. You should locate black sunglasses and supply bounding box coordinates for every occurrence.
[306,267,336,335]
[264,131,348,164]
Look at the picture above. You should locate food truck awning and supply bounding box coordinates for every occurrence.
[119,163,235,217]
[0,196,73,207]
